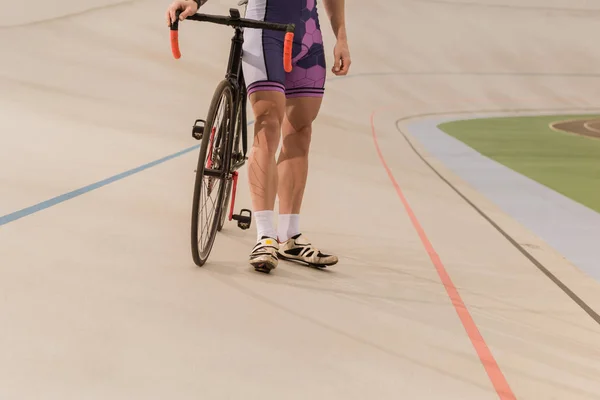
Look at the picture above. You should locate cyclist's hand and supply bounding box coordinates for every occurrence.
[332,38,351,76]
[166,0,199,27]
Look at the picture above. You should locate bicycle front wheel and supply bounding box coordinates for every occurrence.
[191,79,235,266]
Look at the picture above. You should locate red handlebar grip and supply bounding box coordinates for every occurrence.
[283,32,293,72]
[171,30,181,59]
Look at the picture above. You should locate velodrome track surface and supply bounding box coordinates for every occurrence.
[2,0,600,399]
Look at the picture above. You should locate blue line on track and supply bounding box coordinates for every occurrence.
[1,145,201,226]
[1,115,259,226]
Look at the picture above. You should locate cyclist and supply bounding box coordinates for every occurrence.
[166,0,351,273]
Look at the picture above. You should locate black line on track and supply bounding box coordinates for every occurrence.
[393,113,600,326]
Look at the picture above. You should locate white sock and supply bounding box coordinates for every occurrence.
[254,210,277,241]
[278,214,300,242]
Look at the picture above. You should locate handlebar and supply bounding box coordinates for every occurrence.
[169,9,295,72]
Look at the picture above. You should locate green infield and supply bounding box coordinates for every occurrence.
[437,114,600,213]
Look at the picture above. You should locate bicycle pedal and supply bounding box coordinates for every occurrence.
[192,119,206,140]
[232,208,252,230]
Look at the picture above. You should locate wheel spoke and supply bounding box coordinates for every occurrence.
[199,177,220,245]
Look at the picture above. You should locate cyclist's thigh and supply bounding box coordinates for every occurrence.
[249,90,286,121]
[284,96,322,131]
[284,1,327,99]
[242,0,286,96]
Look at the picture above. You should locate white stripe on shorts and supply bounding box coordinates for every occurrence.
[242,0,268,85]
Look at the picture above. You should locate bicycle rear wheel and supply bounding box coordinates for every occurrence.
[191,79,235,266]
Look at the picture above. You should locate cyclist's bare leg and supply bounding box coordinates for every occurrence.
[277,96,322,216]
[276,95,337,260]
[275,96,338,266]
[247,90,286,242]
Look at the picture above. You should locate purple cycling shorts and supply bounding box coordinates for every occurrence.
[241,0,326,98]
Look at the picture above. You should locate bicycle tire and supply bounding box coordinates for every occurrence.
[191,79,235,266]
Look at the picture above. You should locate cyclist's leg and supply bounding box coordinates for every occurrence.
[247,90,285,237]
[276,95,337,267]
[241,1,288,270]
[276,96,322,224]
[277,0,326,240]
[277,11,326,231]
[275,21,338,266]
[244,90,285,271]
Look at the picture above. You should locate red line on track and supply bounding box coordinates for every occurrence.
[370,110,517,400]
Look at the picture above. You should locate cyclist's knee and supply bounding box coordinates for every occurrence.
[285,96,321,137]
[254,111,282,155]
[250,93,285,155]
[282,122,312,157]
[283,105,320,157]
[292,121,313,136]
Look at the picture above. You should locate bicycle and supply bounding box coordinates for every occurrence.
[169,5,295,268]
